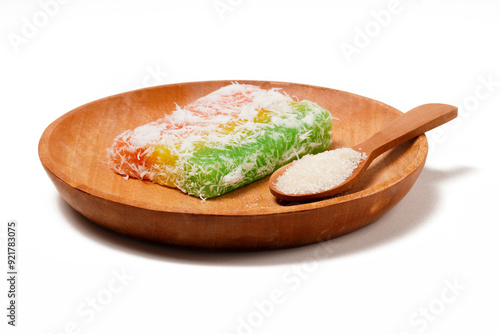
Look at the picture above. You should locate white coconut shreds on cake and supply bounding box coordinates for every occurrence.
[107,83,334,199]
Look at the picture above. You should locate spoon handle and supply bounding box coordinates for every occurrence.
[355,103,458,157]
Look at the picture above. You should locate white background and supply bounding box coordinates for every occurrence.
[1,0,499,333]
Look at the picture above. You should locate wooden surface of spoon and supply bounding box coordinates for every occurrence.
[269,103,458,202]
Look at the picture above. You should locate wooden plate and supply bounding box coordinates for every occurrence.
[39,80,427,250]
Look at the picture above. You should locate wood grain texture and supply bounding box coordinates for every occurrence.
[38,80,428,250]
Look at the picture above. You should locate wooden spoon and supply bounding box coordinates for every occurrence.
[269,103,458,202]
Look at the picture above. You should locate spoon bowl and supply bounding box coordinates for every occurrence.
[269,103,458,202]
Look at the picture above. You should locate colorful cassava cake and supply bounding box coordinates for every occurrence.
[107,83,333,198]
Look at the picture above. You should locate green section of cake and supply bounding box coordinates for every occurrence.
[178,101,333,198]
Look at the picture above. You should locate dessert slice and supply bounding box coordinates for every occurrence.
[107,83,333,198]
